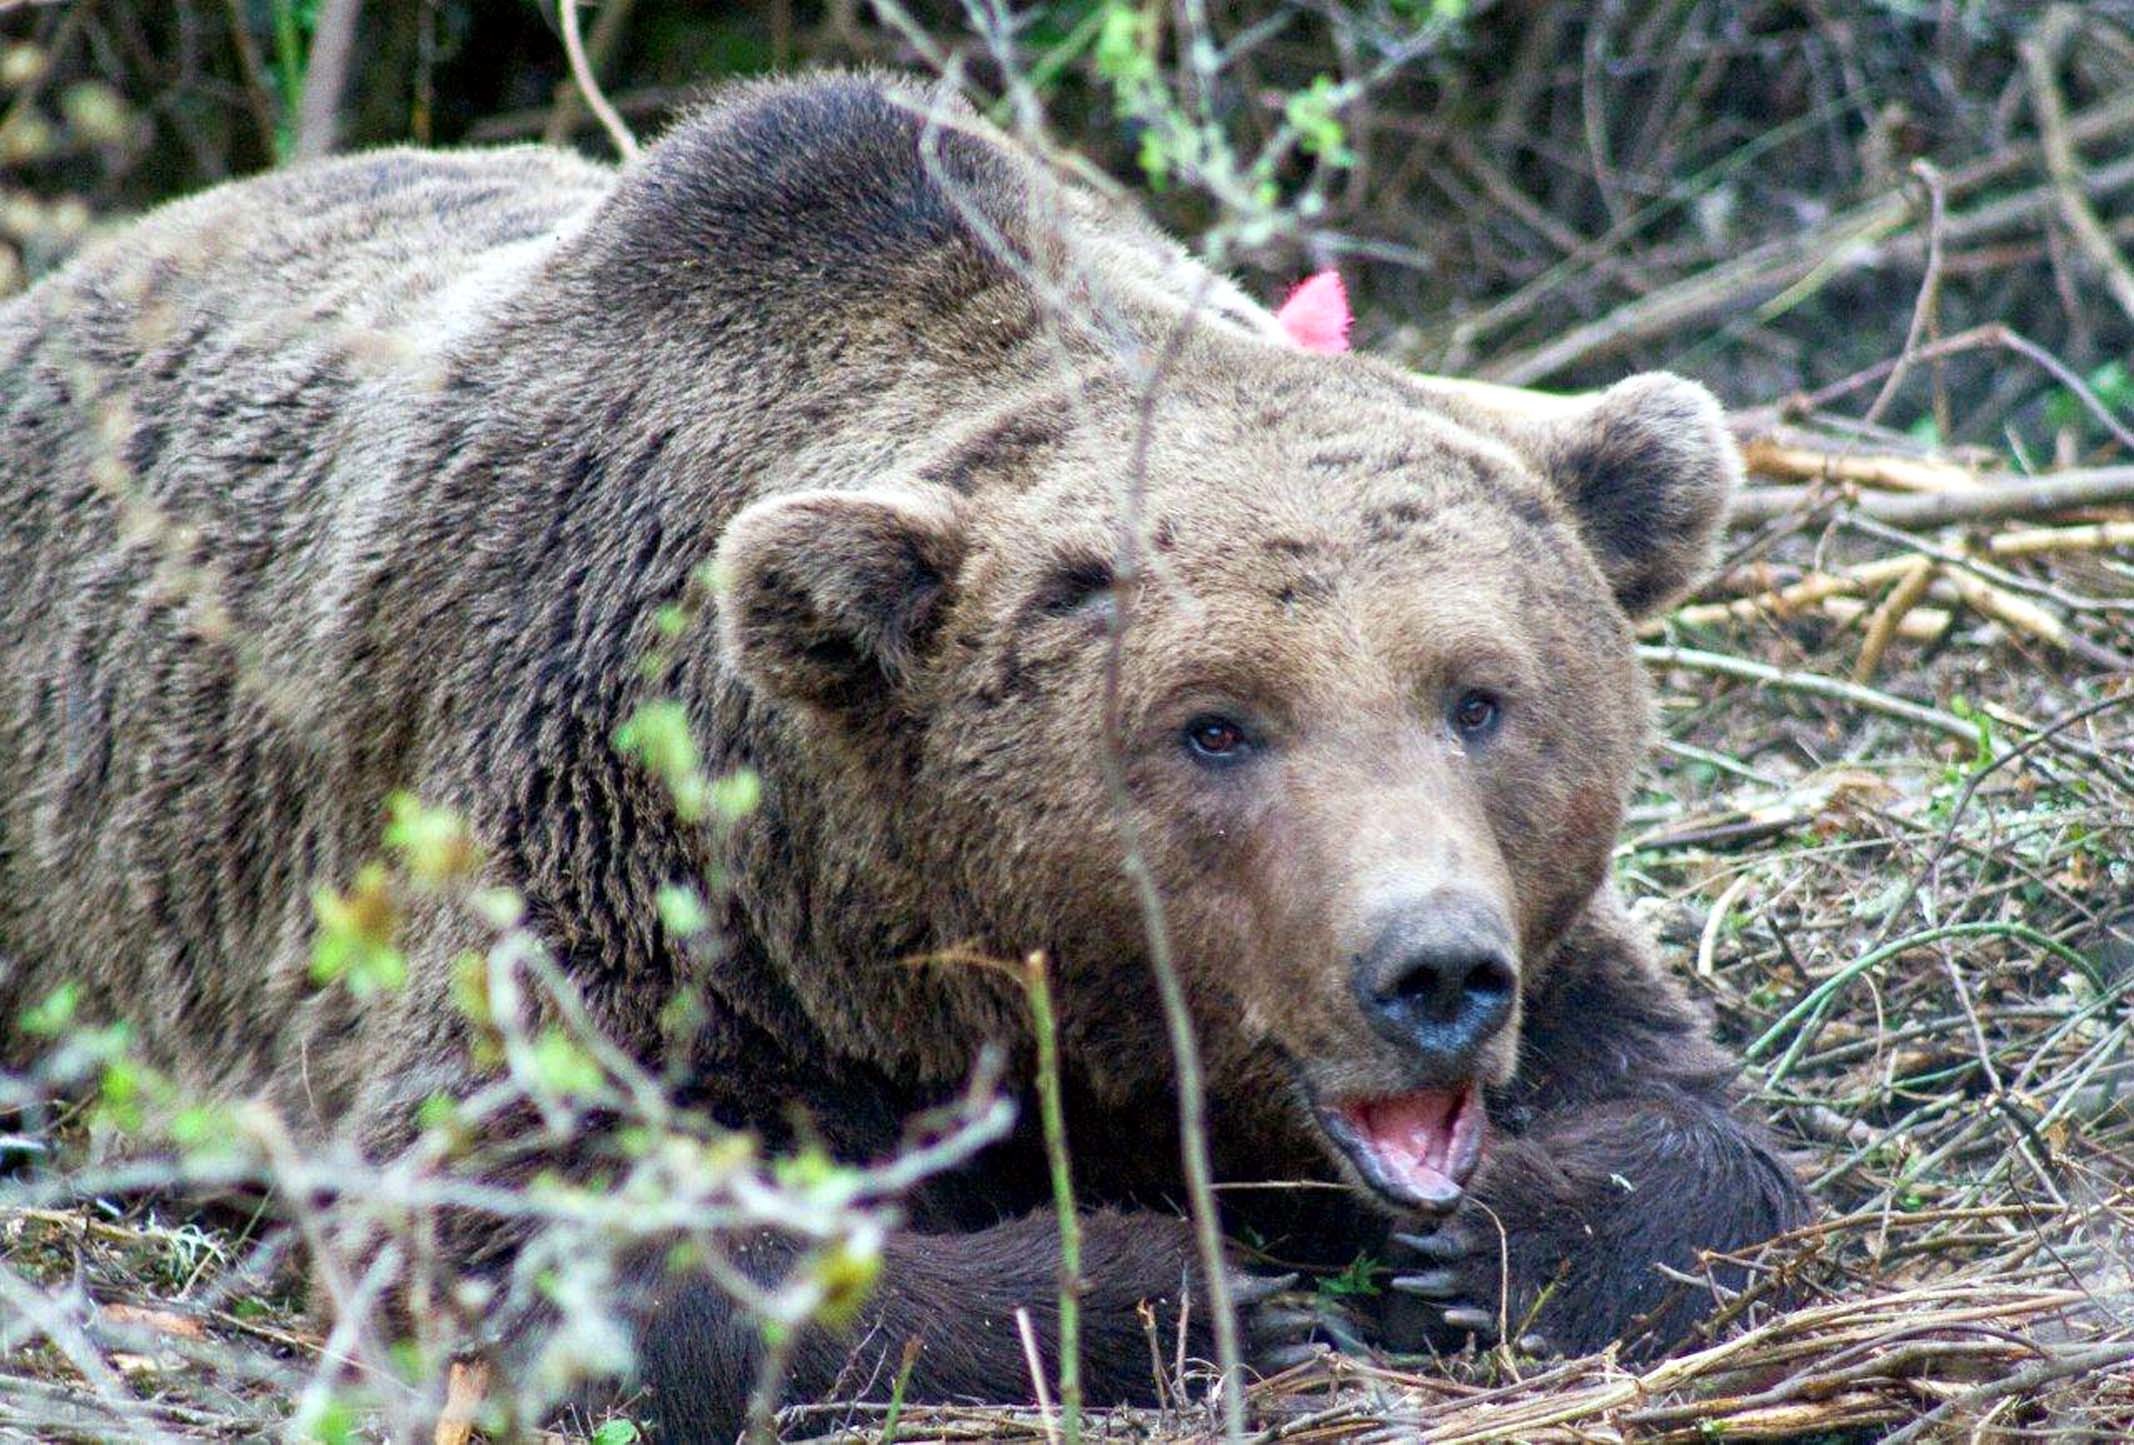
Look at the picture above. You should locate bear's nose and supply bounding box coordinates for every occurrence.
[1355,893,1517,1077]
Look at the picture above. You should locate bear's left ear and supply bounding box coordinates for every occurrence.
[1534,374,1740,619]
[715,486,966,720]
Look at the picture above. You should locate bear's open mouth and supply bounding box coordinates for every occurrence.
[1317,1083,1486,1210]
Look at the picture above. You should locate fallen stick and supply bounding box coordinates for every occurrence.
[1826,594,1950,643]
[1667,557,1924,627]
[1671,562,2117,668]
[1692,521,2134,606]
[1987,519,2134,555]
[433,1359,489,1445]
[1639,644,1979,741]
[1853,557,1937,682]
[1729,466,2134,527]
[1663,588,1949,642]
[1740,436,1979,493]
[2022,7,2134,330]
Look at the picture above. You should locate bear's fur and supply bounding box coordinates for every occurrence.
[0,73,1810,1436]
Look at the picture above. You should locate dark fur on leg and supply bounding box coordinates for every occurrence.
[636,1208,1306,1440]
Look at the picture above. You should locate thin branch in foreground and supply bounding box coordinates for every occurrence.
[559,0,640,162]
[1023,952,1082,1443]
[1865,161,1951,429]
[291,0,363,161]
[540,0,640,148]
[1100,283,1247,1442]
[1768,322,2134,454]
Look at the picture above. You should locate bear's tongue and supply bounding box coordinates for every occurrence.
[1342,1083,1484,1207]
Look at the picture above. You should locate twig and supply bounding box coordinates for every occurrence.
[2022,7,2134,329]
[1852,556,1935,683]
[542,0,638,148]
[219,0,280,157]
[1022,953,1082,1443]
[1479,202,1911,384]
[1453,87,2134,377]
[1730,465,2134,527]
[1822,594,1950,643]
[559,0,639,161]
[1837,511,2134,616]
[291,0,362,161]
[1990,519,2134,555]
[1639,643,1980,742]
[1934,564,2133,671]
[1014,1307,1060,1445]
[1879,1339,2134,1444]
[1749,921,2104,1081]
[1866,161,1950,427]
[1864,692,2134,946]
[1768,323,2134,454]
[432,1358,488,1445]
[1101,285,1245,1440]
[1668,555,1928,627]
[1739,436,1977,493]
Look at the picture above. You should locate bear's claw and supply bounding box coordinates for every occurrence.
[1244,1275,1368,1375]
[1391,1230,1469,1262]
[1389,1267,1461,1300]
[1385,1219,1514,1351]
[1438,1305,1497,1336]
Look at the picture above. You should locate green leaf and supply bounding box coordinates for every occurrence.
[310,863,405,997]
[616,700,711,821]
[19,981,78,1037]
[710,768,761,819]
[656,883,710,938]
[1285,75,1355,166]
[382,792,480,887]
[530,1027,605,1100]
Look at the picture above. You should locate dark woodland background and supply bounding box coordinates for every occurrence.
[6,0,2134,437]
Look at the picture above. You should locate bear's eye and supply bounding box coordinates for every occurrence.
[1451,690,1502,742]
[1183,715,1252,763]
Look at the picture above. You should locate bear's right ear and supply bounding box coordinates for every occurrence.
[715,487,966,719]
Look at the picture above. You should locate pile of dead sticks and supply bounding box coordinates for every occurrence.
[1648,423,2134,702]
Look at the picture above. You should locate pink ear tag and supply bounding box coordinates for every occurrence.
[1276,269,1352,354]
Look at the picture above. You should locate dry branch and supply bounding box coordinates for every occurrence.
[1853,557,1937,683]
[1639,644,1979,741]
[2022,7,2134,330]
[1739,436,1979,493]
[1730,465,2134,527]
[559,0,639,161]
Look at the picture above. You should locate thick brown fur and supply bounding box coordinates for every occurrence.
[0,74,1810,1438]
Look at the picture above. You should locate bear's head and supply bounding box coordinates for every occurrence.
[718,368,1734,1212]
[677,76,1737,1212]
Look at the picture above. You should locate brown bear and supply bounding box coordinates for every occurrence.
[0,72,1810,1437]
